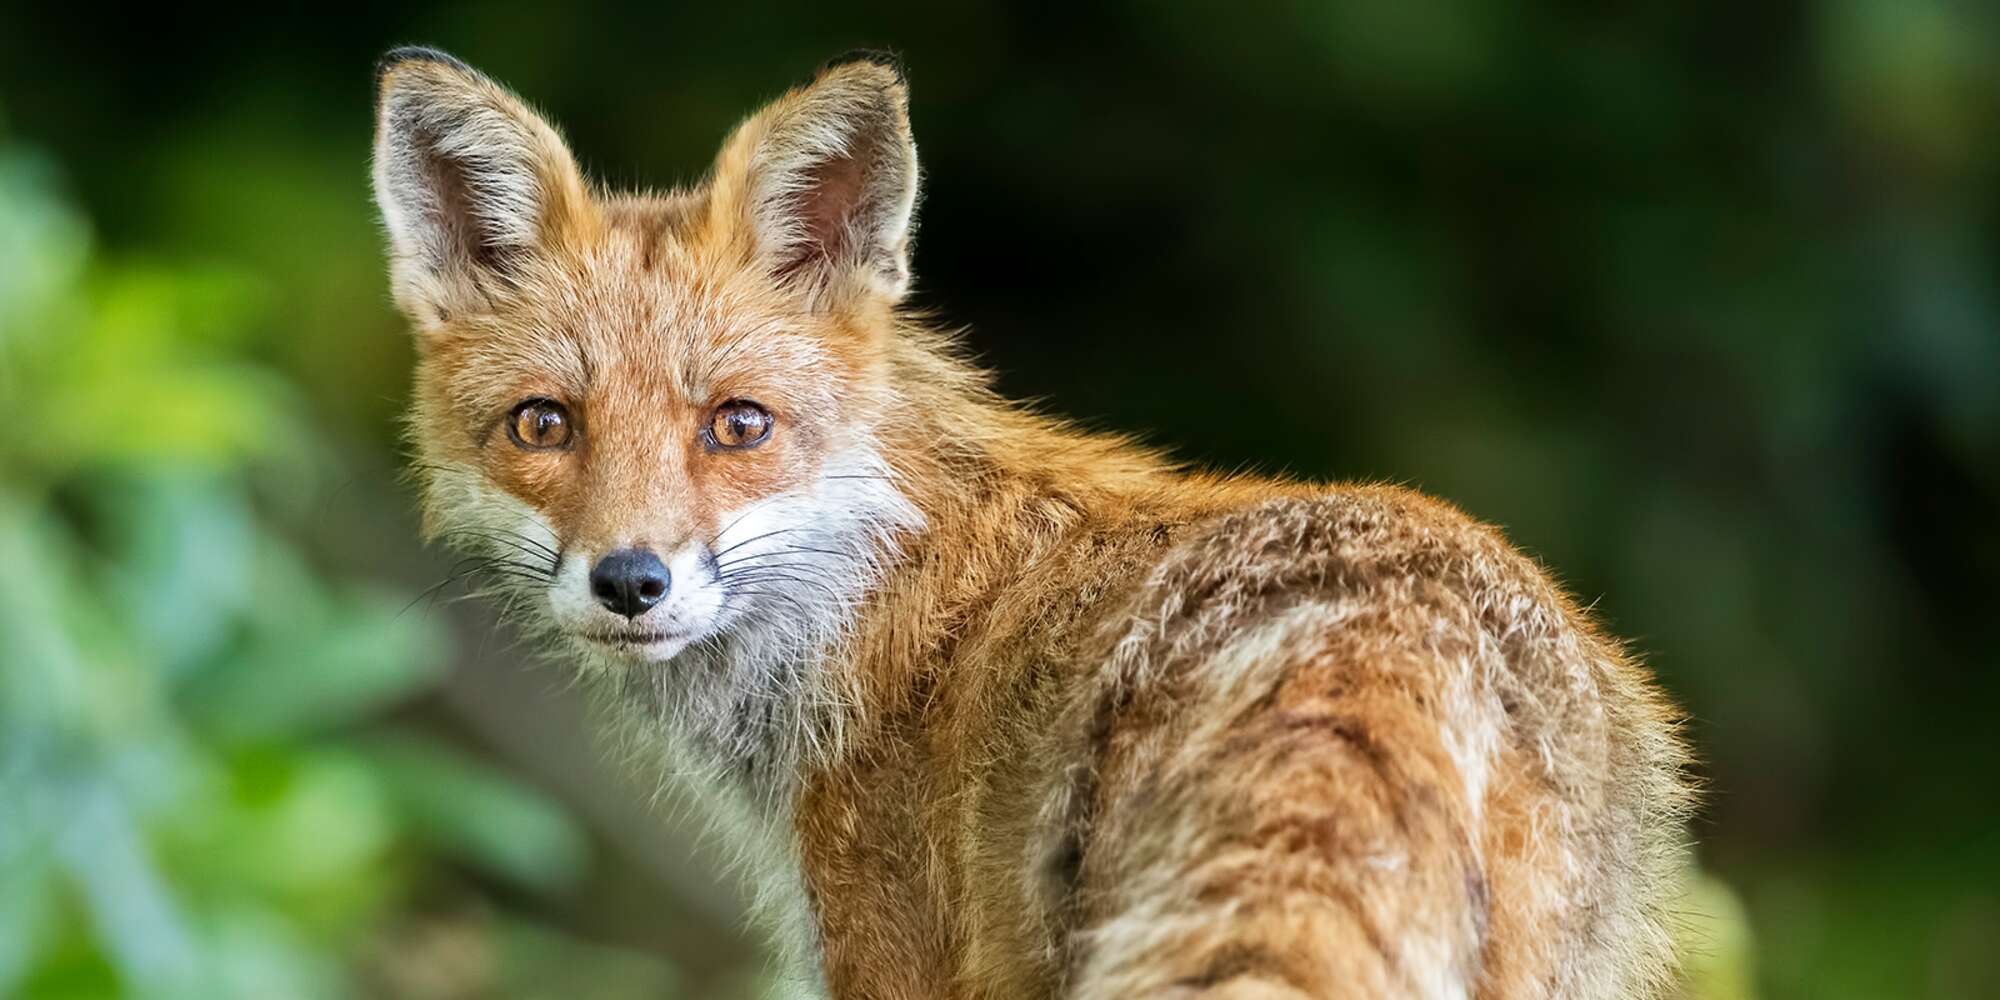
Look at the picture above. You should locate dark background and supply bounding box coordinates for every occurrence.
[3,3,1996,998]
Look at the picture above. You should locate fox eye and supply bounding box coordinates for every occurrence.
[708,400,773,450]
[507,398,573,451]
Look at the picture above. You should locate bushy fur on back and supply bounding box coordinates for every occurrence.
[375,47,1694,999]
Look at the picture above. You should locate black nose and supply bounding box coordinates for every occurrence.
[589,548,670,618]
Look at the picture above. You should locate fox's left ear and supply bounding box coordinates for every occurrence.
[707,53,919,307]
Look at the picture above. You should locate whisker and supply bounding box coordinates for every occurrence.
[705,487,817,550]
[447,551,557,582]
[715,545,852,568]
[455,536,560,565]
[398,555,546,618]
[483,566,555,584]
[710,526,803,562]
[716,558,846,577]
[436,527,561,561]
[449,553,556,580]
[398,576,463,617]
[715,571,844,601]
[488,558,558,579]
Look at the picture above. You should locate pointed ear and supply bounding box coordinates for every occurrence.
[372,47,595,326]
[707,53,920,307]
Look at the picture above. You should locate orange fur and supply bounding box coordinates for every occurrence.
[375,48,1693,999]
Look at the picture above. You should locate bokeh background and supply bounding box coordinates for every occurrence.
[3,2,1996,998]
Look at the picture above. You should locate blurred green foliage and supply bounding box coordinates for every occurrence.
[0,2,1995,998]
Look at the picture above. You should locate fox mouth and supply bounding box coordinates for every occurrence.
[579,627,683,647]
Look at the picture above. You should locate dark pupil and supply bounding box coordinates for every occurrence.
[535,409,561,439]
[729,410,756,439]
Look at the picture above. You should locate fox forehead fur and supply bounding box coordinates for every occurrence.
[374,46,1694,1000]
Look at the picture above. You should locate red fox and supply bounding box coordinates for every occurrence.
[373,47,1693,999]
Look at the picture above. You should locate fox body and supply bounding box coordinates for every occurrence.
[374,48,1692,999]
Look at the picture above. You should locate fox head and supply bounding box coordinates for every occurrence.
[373,47,925,690]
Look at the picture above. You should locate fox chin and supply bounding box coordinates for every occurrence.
[374,45,1694,1000]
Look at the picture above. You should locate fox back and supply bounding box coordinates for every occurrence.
[374,48,1693,999]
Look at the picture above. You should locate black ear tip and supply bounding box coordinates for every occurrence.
[376,45,474,88]
[820,49,907,85]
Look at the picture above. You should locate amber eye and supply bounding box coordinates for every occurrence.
[708,400,773,450]
[506,398,573,451]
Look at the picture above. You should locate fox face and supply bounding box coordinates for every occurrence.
[375,49,921,684]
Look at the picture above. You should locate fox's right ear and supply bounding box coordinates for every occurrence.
[372,47,595,328]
